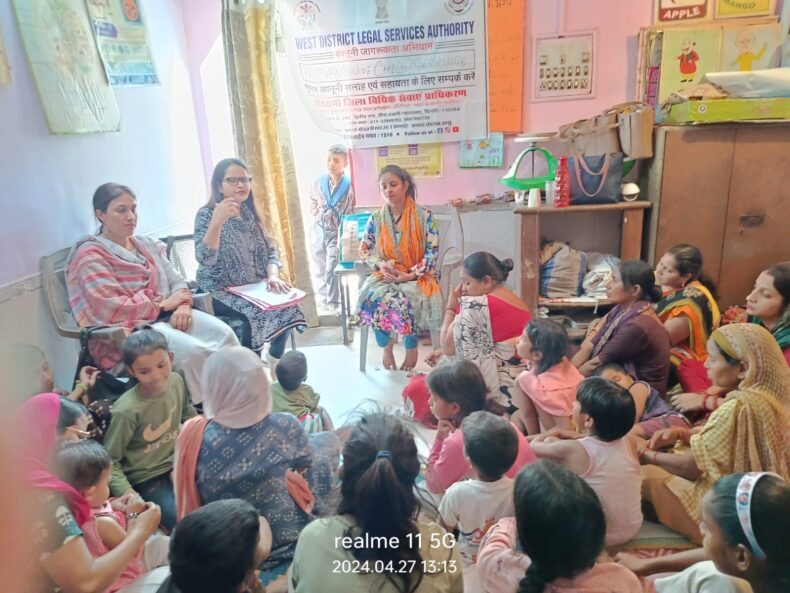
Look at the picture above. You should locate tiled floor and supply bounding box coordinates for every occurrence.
[294,326,438,456]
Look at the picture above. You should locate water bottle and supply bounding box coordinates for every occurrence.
[555,156,570,208]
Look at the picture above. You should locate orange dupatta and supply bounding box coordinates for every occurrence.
[374,197,439,297]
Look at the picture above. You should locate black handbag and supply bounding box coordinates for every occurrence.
[74,327,135,402]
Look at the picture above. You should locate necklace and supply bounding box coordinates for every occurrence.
[389,207,403,226]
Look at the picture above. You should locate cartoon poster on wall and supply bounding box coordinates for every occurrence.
[85,0,159,85]
[654,0,712,24]
[12,0,122,134]
[659,28,722,103]
[0,23,10,86]
[714,0,776,20]
[720,24,781,72]
[459,133,504,168]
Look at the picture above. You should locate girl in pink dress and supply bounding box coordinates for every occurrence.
[513,319,584,435]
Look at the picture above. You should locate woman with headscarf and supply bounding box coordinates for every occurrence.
[17,394,161,593]
[174,347,340,585]
[637,324,790,545]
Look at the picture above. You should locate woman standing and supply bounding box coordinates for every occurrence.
[572,260,671,395]
[356,165,442,371]
[654,244,720,367]
[195,159,306,365]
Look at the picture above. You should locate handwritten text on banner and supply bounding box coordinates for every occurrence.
[280,0,489,148]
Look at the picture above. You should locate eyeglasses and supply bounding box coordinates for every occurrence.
[224,176,253,186]
[66,426,98,440]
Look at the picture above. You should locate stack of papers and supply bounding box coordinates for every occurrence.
[228,281,307,311]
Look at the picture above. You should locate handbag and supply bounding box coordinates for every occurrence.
[567,153,624,205]
[603,102,654,159]
[74,327,134,402]
[558,113,621,156]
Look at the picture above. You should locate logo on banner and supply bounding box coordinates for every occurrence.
[294,0,321,30]
[445,0,473,16]
[375,0,390,23]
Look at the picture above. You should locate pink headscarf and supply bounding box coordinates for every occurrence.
[15,393,91,527]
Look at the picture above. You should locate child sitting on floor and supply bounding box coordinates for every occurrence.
[425,359,536,495]
[103,326,196,531]
[512,319,584,435]
[529,377,643,546]
[271,350,333,433]
[477,461,643,593]
[594,362,691,438]
[52,440,168,593]
[439,411,517,567]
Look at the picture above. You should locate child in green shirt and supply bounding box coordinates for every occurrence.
[103,326,196,530]
[271,350,333,434]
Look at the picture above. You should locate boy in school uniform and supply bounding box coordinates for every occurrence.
[308,144,355,313]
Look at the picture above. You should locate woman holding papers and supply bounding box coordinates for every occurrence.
[195,159,306,364]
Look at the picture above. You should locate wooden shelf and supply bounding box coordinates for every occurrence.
[514,201,651,215]
[539,298,614,310]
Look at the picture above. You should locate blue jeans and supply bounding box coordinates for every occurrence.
[135,472,177,531]
[374,329,418,350]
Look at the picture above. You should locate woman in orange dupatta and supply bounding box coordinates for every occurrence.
[356,165,442,371]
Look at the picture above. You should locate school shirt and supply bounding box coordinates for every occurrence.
[438,476,514,566]
[271,381,320,418]
[291,516,463,593]
[104,374,196,496]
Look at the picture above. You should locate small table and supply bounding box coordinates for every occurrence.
[333,262,369,345]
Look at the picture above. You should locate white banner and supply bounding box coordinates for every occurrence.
[280,0,488,148]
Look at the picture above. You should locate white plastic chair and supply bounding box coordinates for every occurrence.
[358,207,464,372]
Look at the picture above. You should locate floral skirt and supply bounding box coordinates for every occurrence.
[356,276,442,336]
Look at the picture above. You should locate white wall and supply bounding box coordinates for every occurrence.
[0,0,205,386]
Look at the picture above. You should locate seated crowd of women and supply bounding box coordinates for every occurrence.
[10,159,790,593]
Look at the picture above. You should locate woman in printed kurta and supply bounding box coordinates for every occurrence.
[67,183,239,405]
[356,165,442,371]
[195,158,306,361]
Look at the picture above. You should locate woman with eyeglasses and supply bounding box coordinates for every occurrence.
[195,159,306,369]
[16,394,162,593]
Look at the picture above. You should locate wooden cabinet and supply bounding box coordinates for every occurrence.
[645,124,790,308]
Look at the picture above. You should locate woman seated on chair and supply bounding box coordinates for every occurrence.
[435,251,532,411]
[194,158,306,367]
[356,165,442,371]
[67,183,239,405]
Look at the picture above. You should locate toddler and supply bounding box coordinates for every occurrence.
[425,359,536,494]
[594,362,691,438]
[439,411,517,566]
[103,326,196,530]
[512,319,584,435]
[52,440,168,593]
[271,350,333,433]
[530,377,643,546]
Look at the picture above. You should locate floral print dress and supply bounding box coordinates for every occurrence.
[355,206,442,336]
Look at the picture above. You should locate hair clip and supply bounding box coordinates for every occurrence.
[376,450,392,460]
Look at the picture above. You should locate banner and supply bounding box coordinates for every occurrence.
[280,0,488,148]
[375,144,443,177]
[85,0,159,86]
